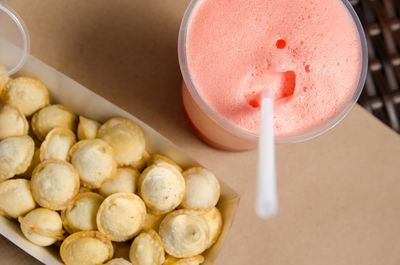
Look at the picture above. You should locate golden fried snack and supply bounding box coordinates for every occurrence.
[97,193,146,242]
[0,179,36,218]
[202,207,223,248]
[138,164,185,214]
[0,105,29,140]
[1,76,49,116]
[181,167,220,210]
[79,186,93,193]
[98,167,139,197]
[31,104,76,140]
[105,258,132,265]
[69,139,117,188]
[40,127,76,161]
[60,231,114,265]
[62,192,104,234]
[131,150,150,171]
[146,154,183,172]
[163,256,177,265]
[163,255,204,265]
[98,117,146,167]
[129,229,165,265]
[19,208,64,246]
[77,116,100,140]
[28,122,41,146]
[142,212,165,232]
[0,135,34,181]
[31,160,80,210]
[19,146,40,178]
[0,65,8,95]
[159,209,209,258]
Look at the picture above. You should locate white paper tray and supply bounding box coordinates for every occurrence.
[0,38,239,265]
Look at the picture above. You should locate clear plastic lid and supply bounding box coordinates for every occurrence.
[0,0,30,77]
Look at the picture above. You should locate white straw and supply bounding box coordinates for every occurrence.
[255,93,278,219]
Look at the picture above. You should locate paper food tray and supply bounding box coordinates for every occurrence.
[0,38,240,265]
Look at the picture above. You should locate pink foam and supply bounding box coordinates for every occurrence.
[186,0,362,136]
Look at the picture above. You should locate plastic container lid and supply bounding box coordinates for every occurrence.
[0,0,30,77]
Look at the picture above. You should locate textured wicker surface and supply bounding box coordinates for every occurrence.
[352,0,400,132]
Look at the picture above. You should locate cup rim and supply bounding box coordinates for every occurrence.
[0,2,30,78]
[178,0,368,144]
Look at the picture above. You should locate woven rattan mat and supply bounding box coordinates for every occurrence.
[353,0,400,132]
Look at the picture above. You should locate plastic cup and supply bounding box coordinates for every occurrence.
[0,0,30,78]
[178,0,368,151]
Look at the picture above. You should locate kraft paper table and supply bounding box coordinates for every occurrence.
[2,1,400,264]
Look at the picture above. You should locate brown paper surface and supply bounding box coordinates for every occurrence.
[2,0,400,264]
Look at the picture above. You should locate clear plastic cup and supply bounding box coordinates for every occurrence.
[0,0,30,78]
[178,0,368,151]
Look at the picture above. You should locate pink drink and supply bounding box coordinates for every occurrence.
[179,0,367,151]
